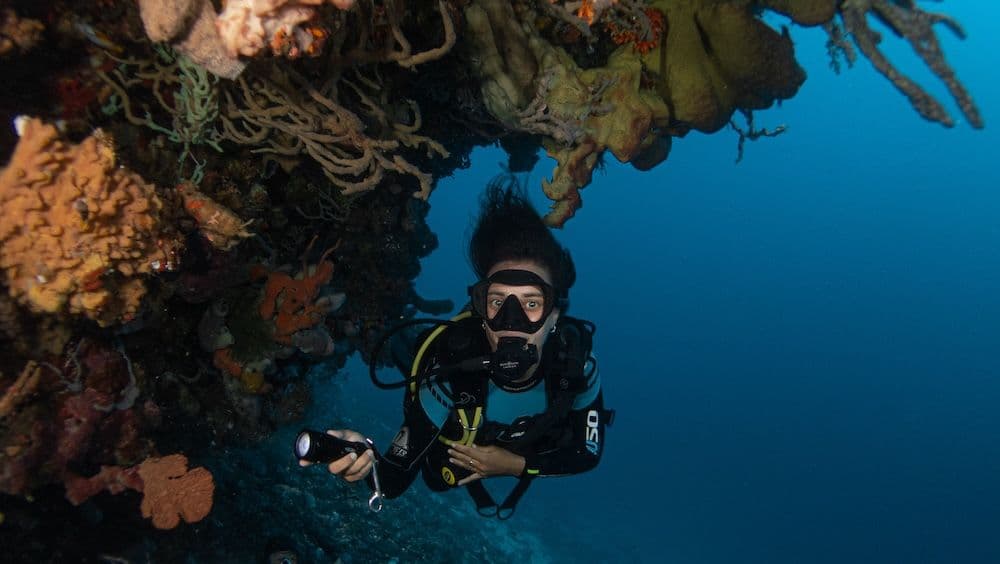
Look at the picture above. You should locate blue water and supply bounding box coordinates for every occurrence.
[335,5,1000,563]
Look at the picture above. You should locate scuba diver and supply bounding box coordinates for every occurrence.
[301,177,612,517]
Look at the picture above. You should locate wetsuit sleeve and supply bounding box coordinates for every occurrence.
[365,393,431,497]
[521,365,608,478]
[366,343,442,498]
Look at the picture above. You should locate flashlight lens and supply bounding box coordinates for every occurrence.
[295,432,311,458]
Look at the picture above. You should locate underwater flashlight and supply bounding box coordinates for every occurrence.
[294,429,373,463]
[294,430,384,512]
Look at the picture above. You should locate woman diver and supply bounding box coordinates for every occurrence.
[302,176,611,517]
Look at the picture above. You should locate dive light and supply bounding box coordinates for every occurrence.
[294,429,385,513]
[294,429,373,463]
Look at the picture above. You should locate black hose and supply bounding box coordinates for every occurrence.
[368,318,458,390]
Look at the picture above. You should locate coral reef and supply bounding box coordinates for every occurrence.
[0,339,214,529]
[201,243,346,395]
[0,0,982,558]
[218,64,449,198]
[464,0,804,225]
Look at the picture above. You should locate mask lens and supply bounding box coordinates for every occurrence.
[468,269,557,333]
[486,285,546,322]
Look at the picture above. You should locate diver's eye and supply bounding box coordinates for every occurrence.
[490,298,504,308]
[525,300,540,309]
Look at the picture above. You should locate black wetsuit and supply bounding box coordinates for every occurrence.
[368,315,610,515]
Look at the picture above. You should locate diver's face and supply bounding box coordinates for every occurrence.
[483,260,559,352]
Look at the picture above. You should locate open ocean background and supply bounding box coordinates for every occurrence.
[297,3,1000,563]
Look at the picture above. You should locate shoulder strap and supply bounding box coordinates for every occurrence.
[466,475,534,520]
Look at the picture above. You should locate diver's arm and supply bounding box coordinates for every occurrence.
[366,391,441,498]
[522,388,608,478]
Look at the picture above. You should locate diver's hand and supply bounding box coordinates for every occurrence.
[298,429,374,482]
[448,443,526,486]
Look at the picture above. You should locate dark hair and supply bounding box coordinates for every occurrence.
[468,176,576,298]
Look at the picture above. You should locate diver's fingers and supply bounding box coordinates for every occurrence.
[448,454,474,472]
[327,428,367,443]
[343,450,374,482]
[345,449,373,475]
[327,452,358,475]
[458,472,483,486]
[299,459,312,467]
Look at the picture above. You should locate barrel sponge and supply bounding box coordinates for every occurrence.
[649,0,806,134]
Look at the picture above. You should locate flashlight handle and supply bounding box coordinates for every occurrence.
[296,430,373,464]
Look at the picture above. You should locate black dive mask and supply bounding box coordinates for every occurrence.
[468,269,564,334]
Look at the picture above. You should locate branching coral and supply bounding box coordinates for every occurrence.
[219,64,447,199]
[0,118,183,326]
[327,0,457,69]
[835,0,983,128]
[97,47,225,182]
[464,0,981,225]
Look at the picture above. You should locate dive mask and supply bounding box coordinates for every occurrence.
[468,269,564,334]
